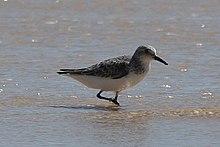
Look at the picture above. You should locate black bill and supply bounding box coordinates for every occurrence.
[154,56,168,65]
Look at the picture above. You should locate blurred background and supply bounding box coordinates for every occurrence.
[0,0,220,146]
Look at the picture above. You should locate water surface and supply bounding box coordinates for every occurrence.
[0,0,220,146]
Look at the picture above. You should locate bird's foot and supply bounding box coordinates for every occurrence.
[110,99,120,106]
[97,90,120,106]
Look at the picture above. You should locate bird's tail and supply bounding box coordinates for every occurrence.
[57,68,84,75]
[57,69,72,75]
[57,71,69,75]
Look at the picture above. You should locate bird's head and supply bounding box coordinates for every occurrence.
[134,45,168,65]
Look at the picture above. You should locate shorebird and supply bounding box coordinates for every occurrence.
[57,45,168,106]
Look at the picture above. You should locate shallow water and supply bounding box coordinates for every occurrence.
[0,0,220,146]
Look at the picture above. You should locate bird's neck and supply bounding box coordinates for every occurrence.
[129,57,150,74]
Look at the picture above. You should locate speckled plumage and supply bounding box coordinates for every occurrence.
[58,45,168,105]
[59,55,131,79]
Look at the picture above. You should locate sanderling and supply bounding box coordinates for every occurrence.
[57,45,168,106]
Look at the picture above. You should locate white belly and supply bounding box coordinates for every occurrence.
[68,73,147,91]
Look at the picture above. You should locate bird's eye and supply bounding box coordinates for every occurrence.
[145,49,155,56]
[145,49,151,54]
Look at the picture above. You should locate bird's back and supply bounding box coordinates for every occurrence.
[57,55,131,79]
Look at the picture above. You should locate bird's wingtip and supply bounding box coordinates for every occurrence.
[60,69,69,71]
[57,71,68,75]
[57,68,74,74]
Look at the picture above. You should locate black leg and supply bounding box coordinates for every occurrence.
[97,90,112,101]
[111,92,120,106]
[96,90,120,106]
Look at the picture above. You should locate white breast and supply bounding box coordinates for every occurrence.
[68,72,147,92]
